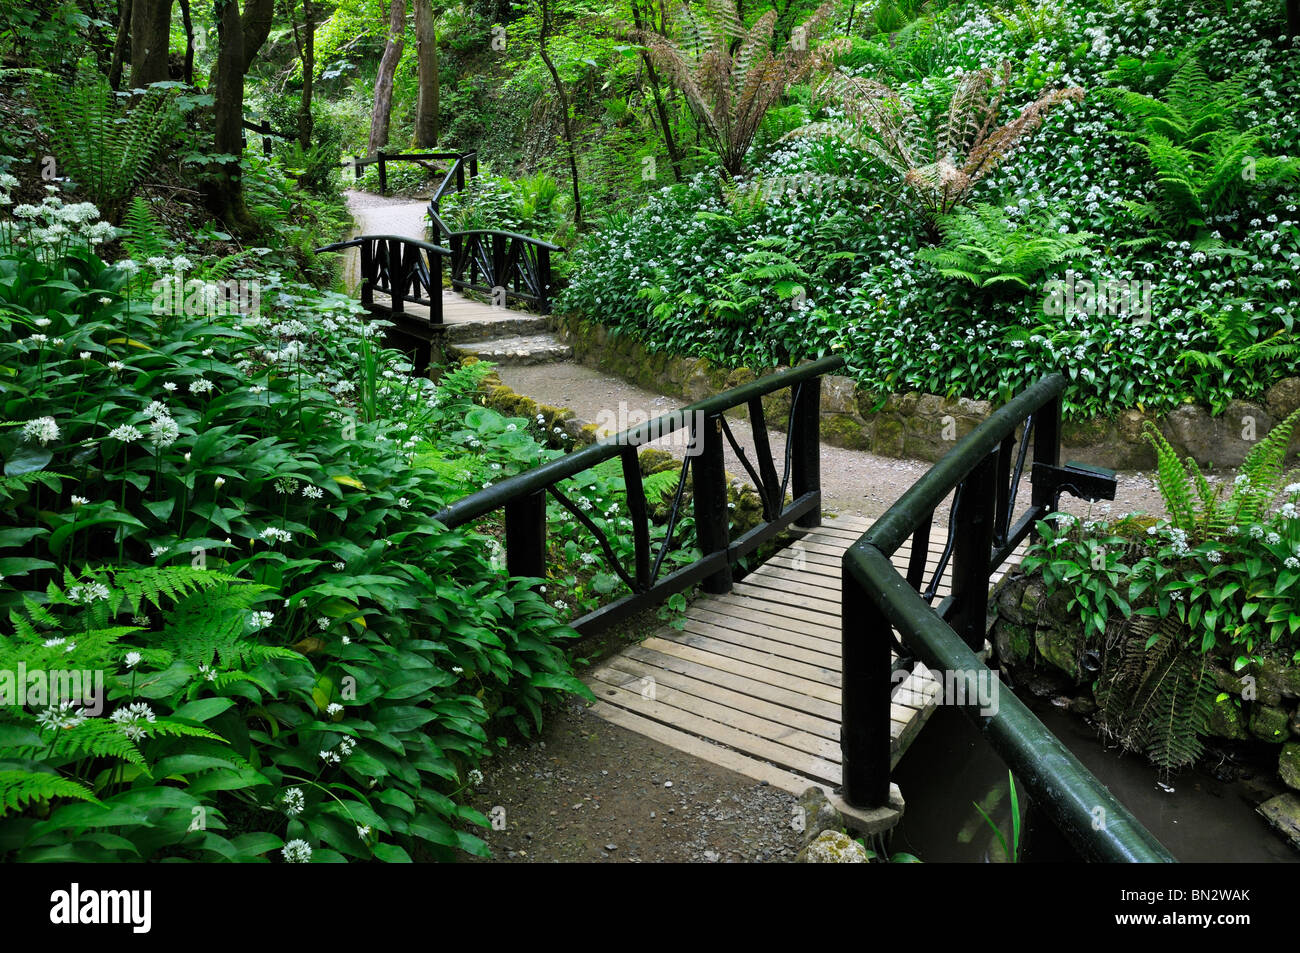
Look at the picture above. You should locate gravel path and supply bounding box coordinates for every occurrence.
[466,698,807,863]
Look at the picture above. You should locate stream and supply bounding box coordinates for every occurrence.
[887,697,1297,863]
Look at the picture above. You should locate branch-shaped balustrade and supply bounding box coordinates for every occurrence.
[432,356,841,635]
[840,372,1172,862]
[313,234,450,375]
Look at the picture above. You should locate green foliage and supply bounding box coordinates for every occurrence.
[917,203,1095,291]
[1143,409,1300,537]
[33,75,179,223]
[1094,614,1215,771]
[0,212,587,861]
[120,198,173,264]
[1108,56,1300,234]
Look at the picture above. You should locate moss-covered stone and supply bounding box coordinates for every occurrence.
[995,622,1033,666]
[1034,627,1080,680]
[1207,693,1249,740]
[1062,416,1112,446]
[1250,704,1291,743]
[871,415,905,456]
[1255,657,1300,700]
[1280,742,1300,791]
[819,413,873,451]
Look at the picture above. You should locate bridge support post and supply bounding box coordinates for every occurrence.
[1029,390,1062,526]
[505,489,547,582]
[841,557,894,809]
[693,412,732,595]
[791,376,822,529]
[378,151,388,195]
[951,446,999,652]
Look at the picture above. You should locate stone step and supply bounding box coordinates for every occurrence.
[449,333,573,366]
[443,315,550,344]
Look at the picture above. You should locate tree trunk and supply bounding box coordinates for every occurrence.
[205,0,275,235]
[631,0,681,182]
[290,0,316,147]
[129,0,172,87]
[413,0,439,148]
[539,0,582,227]
[108,0,132,89]
[179,0,194,85]
[367,0,406,156]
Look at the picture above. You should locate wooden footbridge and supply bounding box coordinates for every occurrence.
[329,158,1173,860]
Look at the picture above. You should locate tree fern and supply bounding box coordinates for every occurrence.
[0,770,97,818]
[794,63,1084,233]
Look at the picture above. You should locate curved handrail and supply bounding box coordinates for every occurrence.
[449,229,564,253]
[315,235,451,257]
[433,355,843,530]
[841,372,1175,863]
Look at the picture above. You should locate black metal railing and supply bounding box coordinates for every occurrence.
[841,372,1174,862]
[242,118,294,157]
[350,149,475,197]
[424,153,559,314]
[314,234,449,375]
[434,355,842,634]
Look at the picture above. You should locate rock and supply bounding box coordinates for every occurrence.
[1255,657,1300,700]
[1281,743,1300,791]
[797,786,844,847]
[821,375,859,415]
[819,412,873,451]
[1161,401,1273,468]
[796,830,871,863]
[1034,626,1080,681]
[1207,693,1249,740]
[1264,377,1300,420]
[1291,708,1300,739]
[1256,794,1300,851]
[605,843,618,851]
[1250,705,1291,743]
[870,415,905,456]
[994,621,1033,666]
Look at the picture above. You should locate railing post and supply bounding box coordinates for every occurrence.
[951,446,999,651]
[456,157,465,192]
[1030,391,1062,530]
[359,240,374,308]
[537,246,552,314]
[504,489,547,581]
[693,412,732,594]
[468,152,478,180]
[428,250,444,326]
[378,151,388,195]
[790,375,823,529]
[353,155,362,182]
[491,234,507,297]
[841,557,893,808]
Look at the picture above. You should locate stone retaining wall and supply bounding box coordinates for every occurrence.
[553,315,1300,471]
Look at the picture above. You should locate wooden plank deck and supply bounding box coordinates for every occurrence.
[587,514,1024,807]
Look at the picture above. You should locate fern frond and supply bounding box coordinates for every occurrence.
[0,770,98,817]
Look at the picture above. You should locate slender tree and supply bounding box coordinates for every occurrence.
[413,0,439,147]
[538,0,582,226]
[367,0,406,156]
[108,0,132,88]
[286,0,317,147]
[179,0,195,85]
[630,0,683,181]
